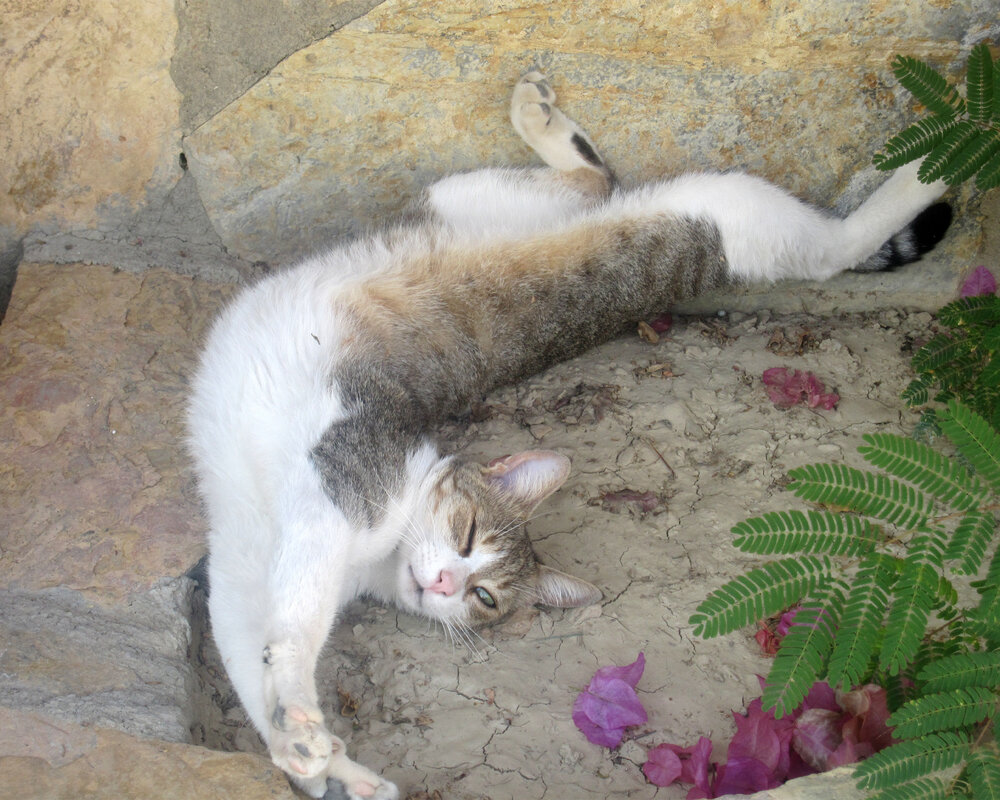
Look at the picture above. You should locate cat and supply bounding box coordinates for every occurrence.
[187,71,952,800]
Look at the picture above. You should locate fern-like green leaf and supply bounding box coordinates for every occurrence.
[907,530,948,567]
[967,43,996,125]
[887,686,996,739]
[938,400,1000,494]
[855,731,970,790]
[968,749,1000,800]
[942,129,1000,185]
[919,121,982,183]
[919,650,1000,692]
[937,294,1000,328]
[688,556,832,638]
[911,332,967,373]
[859,432,985,511]
[731,510,881,556]
[902,373,933,407]
[762,588,845,718]
[827,554,897,689]
[867,776,951,800]
[873,115,963,171]
[946,510,998,575]
[891,54,967,117]
[788,463,931,529]
[978,147,1000,190]
[879,560,938,675]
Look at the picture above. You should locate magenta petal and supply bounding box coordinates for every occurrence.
[683,736,714,794]
[644,745,684,786]
[593,651,645,688]
[573,653,648,748]
[792,708,843,771]
[801,681,840,714]
[713,756,775,795]
[960,265,997,298]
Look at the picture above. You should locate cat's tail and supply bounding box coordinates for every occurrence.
[851,201,953,273]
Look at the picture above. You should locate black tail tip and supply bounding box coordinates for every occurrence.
[911,201,953,256]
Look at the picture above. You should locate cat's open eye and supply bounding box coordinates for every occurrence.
[460,515,477,558]
[472,586,496,608]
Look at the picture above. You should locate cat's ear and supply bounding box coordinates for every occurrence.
[483,450,571,513]
[533,564,603,608]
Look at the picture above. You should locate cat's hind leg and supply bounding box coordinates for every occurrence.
[510,71,614,196]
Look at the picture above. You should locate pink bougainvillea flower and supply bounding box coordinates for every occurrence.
[712,756,775,796]
[643,745,683,787]
[791,708,843,770]
[761,367,839,410]
[836,684,895,755]
[572,653,647,748]
[960,265,997,298]
[649,312,673,333]
[800,681,840,714]
[755,607,802,655]
[643,736,714,796]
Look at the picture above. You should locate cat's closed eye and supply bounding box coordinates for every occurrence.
[459,515,477,558]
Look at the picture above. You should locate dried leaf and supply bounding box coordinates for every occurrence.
[637,320,660,344]
[594,489,665,517]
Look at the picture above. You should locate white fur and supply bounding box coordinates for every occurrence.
[188,72,948,799]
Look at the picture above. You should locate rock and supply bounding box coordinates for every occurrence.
[718,766,864,800]
[0,0,182,234]
[172,0,385,130]
[0,263,232,602]
[0,229,23,323]
[184,0,996,266]
[0,583,193,742]
[0,707,296,800]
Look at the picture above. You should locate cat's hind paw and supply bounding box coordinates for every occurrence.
[511,71,557,142]
[510,71,607,178]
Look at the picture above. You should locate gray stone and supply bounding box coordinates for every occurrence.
[0,229,23,323]
[0,581,194,743]
[173,0,385,132]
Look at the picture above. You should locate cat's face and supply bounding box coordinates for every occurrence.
[394,450,601,629]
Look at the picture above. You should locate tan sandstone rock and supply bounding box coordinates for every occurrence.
[0,707,296,800]
[0,0,183,234]
[184,0,996,265]
[0,263,231,602]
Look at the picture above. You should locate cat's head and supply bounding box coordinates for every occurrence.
[394,450,602,628]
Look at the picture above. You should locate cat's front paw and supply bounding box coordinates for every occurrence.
[269,702,337,779]
[321,754,399,800]
[322,774,400,800]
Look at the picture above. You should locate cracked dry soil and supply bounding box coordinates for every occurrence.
[189,305,936,799]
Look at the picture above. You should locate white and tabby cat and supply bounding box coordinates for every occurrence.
[188,72,951,799]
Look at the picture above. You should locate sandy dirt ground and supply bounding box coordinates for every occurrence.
[191,303,933,799]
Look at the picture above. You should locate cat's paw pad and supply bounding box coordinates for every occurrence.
[511,72,560,140]
[269,704,338,779]
[324,753,399,800]
[513,71,555,104]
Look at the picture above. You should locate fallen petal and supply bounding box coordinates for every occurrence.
[792,708,843,770]
[960,265,997,298]
[643,745,684,786]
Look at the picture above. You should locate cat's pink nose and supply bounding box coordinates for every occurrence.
[426,570,457,596]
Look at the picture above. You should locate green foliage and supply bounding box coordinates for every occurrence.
[689,294,1000,793]
[874,44,1000,190]
[905,295,1000,432]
